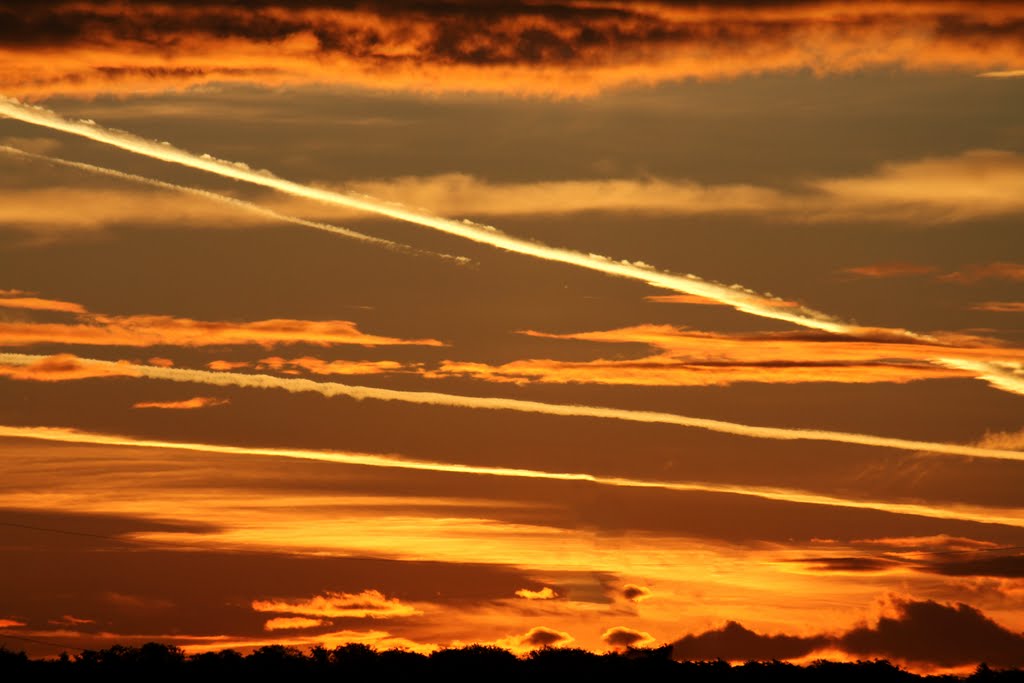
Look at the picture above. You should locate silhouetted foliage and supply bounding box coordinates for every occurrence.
[1,643,1023,682]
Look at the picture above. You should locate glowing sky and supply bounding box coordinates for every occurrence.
[1,0,1023,673]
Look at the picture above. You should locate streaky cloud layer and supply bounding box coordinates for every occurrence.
[2,423,1022,528]
[0,352,1021,461]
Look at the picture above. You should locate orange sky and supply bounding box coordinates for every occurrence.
[1,0,1023,672]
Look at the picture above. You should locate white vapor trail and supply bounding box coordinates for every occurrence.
[0,144,468,264]
[2,97,1020,396]
[0,352,1020,461]
[2,424,1022,528]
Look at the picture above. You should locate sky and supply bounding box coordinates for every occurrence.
[1,0,1023,672]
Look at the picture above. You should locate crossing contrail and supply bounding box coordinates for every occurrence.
[0,352,1020,461]
[0,144,467,263]
[1,423,1021,528]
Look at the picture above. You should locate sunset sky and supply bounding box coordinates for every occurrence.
[1,0,1023,672]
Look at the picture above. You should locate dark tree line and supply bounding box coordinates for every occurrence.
[0,642,1021,682]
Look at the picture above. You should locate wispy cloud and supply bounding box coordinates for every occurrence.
[0,294,443,349]
[839,263,941,279]
[429,324,1022,389]
[4,2,1024,98]
[1,422,1022,528]
[0,353,139,382]
[262,617,324,632]
[0,293,86,313]
[252,590,420,619]
[971,302,1024,313]
[940,262,1024,284]
[131,396,229,410]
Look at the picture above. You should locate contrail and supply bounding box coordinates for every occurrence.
[0,144,467,264]
[1,352,1020,461]
[3,97,1019,395]
[0,96,850,334]
[2,423,1021,528]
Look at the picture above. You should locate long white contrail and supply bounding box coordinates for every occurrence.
[1,352,1019,461]
[0,96,850,334]
[2,424,1021,528]
[0,144,467,264]
[3,97,1020,396]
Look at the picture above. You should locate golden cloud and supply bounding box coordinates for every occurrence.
[515,587,558,600]
[131,396,230,410]
[251,590,421,619]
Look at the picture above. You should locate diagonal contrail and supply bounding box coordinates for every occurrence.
[1,423,1021,528]
[0,96,850,334]
[0,144,468,264]
[0,352,1019,461]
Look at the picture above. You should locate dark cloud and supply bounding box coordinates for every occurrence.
[672,621,828,662]
[790,556,902,572]
[603,626,655,649]
[838,599,1024,669]
[671,599,1024,668]
[622,584,652,602]
[520,626,573,648]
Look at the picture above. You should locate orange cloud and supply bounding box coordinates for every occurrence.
[940,262,1024,284]
[5,2,1024,99]
[428,324,1024,388]
[515,587,557,600]
[208,360,250,371]
[840,263,940,279]
[0,294,443,349]
[971,302,1024,313]
[146,357,174,367]
[489,626,575,653]
[602,626,656,650]
[251,590,420,619]
[0,295,86,313]
[0,353,139,382]
[0,619,26,628]
[256,356,407,376]
[263,617,325,632]
[131,396,229,410]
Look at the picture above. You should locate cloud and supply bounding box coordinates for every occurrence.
[604,626,656,650]
[0,294,443,349]
[3,422,1022,529]
[131,396,229,410]
[672,621,830,662]
[4,351,1020,463]
[940,262,1024,284]
[838,599,1024,669]
[0,294,86,313]
[493,626,574,653]
[263,617,325,632]
[0,618,26,628]
[622,585,652,603]
[4,2,1024,98]
[515,587,557,600]
[839,263,940,279]
[972,302,1024,313]
[428,324,1022,389]
[251,590,420,619]
[810,150,1024,221]
[0,353,139,381]
[256,356,408,377]
[49,615,95,626]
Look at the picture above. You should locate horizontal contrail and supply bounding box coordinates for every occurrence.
[0,97,849,334]
[2,424,1022,529]
[0,144,467,264]
[3,98,1019,396]
[1,352,1020,461]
